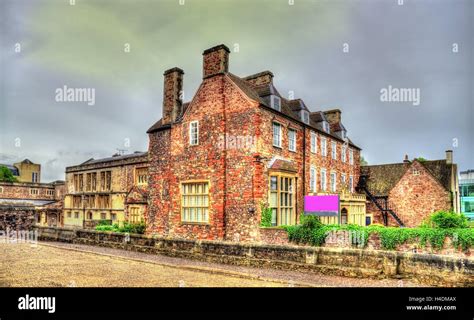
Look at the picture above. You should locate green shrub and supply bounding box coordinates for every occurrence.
[119,221,146,234]
[427,211,468,229]
[260,203,273,227]
[284,215,474,252]
[95,225,116,232]
[95,221,146,234]
[0,166,18,183]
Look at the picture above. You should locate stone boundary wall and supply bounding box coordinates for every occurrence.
[35,226,474,287]
[262,227,473,258]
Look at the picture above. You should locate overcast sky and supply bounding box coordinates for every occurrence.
[0,0,472,182]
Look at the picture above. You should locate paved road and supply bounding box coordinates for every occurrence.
[0,241,423,287]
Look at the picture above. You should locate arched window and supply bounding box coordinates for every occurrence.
[87,211,93,220]
[341,208,348,225]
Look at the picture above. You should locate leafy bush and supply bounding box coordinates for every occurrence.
[284,213,474,252]
[0,166,18,183]
[95,221,146,234]
[95,225,116,232]
[260,203,273,227]
[427,211,468,229]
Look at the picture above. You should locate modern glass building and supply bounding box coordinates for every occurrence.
[460,170,474,221]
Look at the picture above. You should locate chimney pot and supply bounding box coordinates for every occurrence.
[162,67,184,125]
[403,154,410,163]
[446,150,453,164]
[202,44,230,79]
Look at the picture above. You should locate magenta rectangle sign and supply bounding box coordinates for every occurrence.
[304,195,339,217]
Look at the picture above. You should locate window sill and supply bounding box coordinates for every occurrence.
[180,221,210,226]
[273,145,282,149]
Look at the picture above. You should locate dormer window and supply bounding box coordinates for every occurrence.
[322,121,330,133]
[300,110,309,124]
[340,130,347,140]
[271,95,281,112]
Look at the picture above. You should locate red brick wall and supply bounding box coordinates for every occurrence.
[369,161,452,227]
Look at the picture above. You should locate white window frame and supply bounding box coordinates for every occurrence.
[288,129,296,152]
[349,149,354,165]
[189,121,199,146]
[341,145,347,163]
[181,181,210,223]
[301,110,309,124]
[320,168,327,191]
[273,122,282,148]
[323,121,330,133]
[321,137,327,156]
[349,175,354,193]
[341,173,347,187]
[310,166,317,193]
[271,95,281,112]
[310,131,317,154]
[330,172,337,192]
[331,141,337,160]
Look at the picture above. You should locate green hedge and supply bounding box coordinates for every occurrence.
[95,221,146,234]
[283,214,474,252]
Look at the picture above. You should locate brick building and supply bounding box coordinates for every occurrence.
[146,44,363,242]
[63,152,149,229]
[0,180,65,227]
[359,150,460,227]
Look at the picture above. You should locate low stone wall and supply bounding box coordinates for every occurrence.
[34,226,474,287]
[0,207,36,231]
[259,227,289,245]
[263,227,473,258]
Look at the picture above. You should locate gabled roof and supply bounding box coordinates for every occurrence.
[146,70,361,150]
[361,159,456,196]
[361,163,408,196]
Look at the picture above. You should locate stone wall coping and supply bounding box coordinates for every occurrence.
[34,226,474,263]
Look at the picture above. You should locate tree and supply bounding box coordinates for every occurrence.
[0,166,18,182]
[360,156,368,166]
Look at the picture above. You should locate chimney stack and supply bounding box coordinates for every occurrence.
[202,44,230,79]
[403,154,410,163]
[244,71,274,86]
[446,150,453,164]
[162,67,184,125]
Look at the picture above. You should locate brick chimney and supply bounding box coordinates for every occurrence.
[244,71,274,86]
[162,67,184,125]
[202,44,230,79]
[323,109,342,126]
[446,150,453,164]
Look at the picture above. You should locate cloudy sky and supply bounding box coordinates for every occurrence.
[0,0,472,182]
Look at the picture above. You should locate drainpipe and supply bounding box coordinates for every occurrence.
[222,76,227,240]
[301,127,306,225]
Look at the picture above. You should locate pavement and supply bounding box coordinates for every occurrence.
[0,240,424,287]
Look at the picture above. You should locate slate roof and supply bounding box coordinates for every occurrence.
[146,70,361,150]
[79,152,148,166]
[361,159,456,196]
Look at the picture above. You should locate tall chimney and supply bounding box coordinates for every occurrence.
[202,44,230,79]
[162,67,184,125]
[446,150,453,164]
[323,109,342,126]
